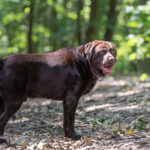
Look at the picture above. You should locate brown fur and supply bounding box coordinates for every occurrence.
[0,40,117,143]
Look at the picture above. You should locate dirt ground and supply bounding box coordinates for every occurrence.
[1,75,150,150]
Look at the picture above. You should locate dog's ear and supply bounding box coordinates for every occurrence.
[85,42,92,59]
[85,40,101,60]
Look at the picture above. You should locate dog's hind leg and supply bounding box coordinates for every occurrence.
[0,97,4,117]
[0,92,23,144]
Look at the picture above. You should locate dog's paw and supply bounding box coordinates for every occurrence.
[0,137,7,144]
[65,131,82,141]
[71,134,82,141]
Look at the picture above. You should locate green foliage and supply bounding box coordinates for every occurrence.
[132,116,148,131]
[126,2,150,61]
[112,0,150,74]
[140,73,148,81]
[0,0,150,74]
[98,117,105,123]
[91,117,105,125]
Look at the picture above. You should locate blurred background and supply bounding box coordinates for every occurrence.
[0,0,150,77]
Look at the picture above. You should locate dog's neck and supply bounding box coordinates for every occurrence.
[75,45,98,80]
[75,45,85,56]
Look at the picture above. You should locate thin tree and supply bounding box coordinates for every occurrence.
[138,0,148,73]
[27,0,34,53]
[77,0,83,45]
[49,0,58,50]
[139,0,147,5]
[104,0,118,41]
[85,0,99,42]
[63,0,68,9]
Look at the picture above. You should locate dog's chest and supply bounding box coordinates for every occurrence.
[82,79,97,95]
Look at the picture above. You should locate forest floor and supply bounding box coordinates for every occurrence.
[1,75,150,150]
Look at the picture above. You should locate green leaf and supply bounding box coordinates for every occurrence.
[92,120,97,125]
[129,53,137,61]
[140,73,148,81]
[98,117,105,123]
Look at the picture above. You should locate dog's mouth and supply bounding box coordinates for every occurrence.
[99,64,113,74]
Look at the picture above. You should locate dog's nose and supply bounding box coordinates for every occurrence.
[108,57,115,65]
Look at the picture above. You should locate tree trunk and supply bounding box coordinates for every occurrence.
[27,0,34,53]
[139,0,147,5]
[85,0,99,42]
[51,4,57,50]
[77,0,83,45]
[104,0,118,42]
[63,0,68,9]
[138,0,148,73]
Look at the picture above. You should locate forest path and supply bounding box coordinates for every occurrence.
[1,75,150,150]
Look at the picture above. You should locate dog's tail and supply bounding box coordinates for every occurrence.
[0,59,4,88]
[0,58,4,71]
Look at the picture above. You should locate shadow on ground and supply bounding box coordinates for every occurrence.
[1,76,150,150]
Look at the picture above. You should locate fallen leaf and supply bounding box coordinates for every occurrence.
[21,141,28,149]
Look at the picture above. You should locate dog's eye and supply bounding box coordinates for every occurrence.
[100,50,106,55]
[110,49,116,56]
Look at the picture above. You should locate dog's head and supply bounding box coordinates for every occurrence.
[85,40,117,77]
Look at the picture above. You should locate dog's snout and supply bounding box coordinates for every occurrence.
[108,57,115,65]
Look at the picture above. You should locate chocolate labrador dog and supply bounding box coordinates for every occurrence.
[0,40,117,143]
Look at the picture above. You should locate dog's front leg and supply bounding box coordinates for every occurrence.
[63,93,81,140]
